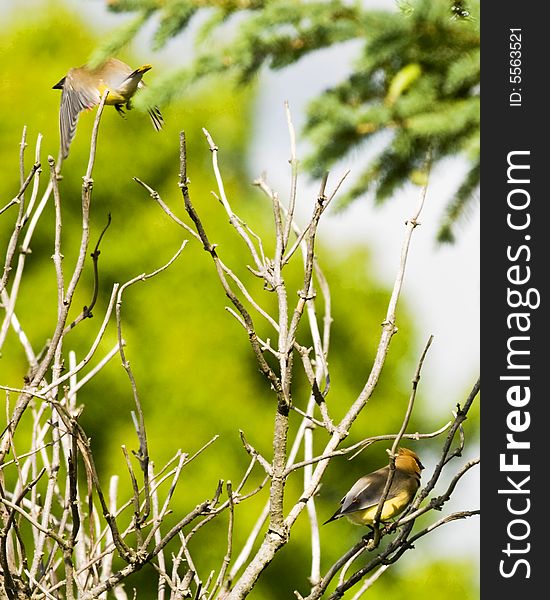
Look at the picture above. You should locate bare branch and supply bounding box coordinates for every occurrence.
[239,431,272,476]
[202,128,266,276]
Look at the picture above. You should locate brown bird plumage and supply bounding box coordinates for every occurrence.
[53,58,164,159]
[324,447,424,526]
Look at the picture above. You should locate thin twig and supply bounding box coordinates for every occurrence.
[202,128,266,277]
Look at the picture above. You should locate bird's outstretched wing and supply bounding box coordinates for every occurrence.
[54,71,100,159]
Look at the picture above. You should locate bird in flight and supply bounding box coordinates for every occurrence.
[53,58,164,159]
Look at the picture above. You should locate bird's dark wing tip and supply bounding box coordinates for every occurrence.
[322,513,340,525]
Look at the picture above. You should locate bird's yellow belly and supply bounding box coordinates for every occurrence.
[346,492,410,526]
[97,84,128,105]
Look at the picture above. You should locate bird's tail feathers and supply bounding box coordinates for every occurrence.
[148,106,164,131]
[131,64,153,77]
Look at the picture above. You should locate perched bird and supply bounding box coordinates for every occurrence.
[324,447,424,527]
[53,58,164,158]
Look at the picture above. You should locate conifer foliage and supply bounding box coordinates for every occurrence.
[104,0,479,241]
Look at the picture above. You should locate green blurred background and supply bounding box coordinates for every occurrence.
[0,1,479,597]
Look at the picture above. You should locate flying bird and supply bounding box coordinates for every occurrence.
[53,58,164,158]
[324,447,424,527]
